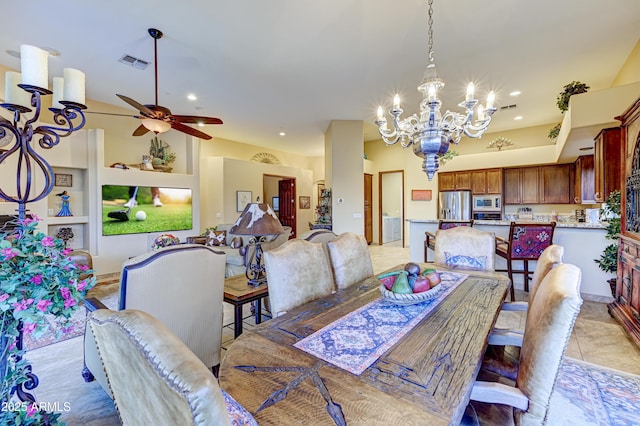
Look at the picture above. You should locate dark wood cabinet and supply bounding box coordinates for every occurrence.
[471,169,502,194]
[574,155,595,204]
[504,167,539,204]
[610,97,640,349]
[438,171,471,191]
[594,127,622,203]
[539,164,574,204]
[503,168,521,204]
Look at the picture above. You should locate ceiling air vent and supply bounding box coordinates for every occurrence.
[500,104,518,111]
[118,54,150,70]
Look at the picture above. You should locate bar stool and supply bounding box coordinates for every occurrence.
[424,220,474,262]
[495,221,556,301]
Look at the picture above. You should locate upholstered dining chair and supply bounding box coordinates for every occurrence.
[424,220,474,262]
[433,226,495,271]
[326,232,374,290]
[467,263,583,425]
[82,244,227,398]
[489,244,565,348]
[495,221,556,301]
[264,238,335,317]
[88,309,257,426]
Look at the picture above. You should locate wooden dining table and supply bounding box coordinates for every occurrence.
[219,264,510,425]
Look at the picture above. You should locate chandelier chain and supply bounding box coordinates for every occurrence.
[427,0,434,63]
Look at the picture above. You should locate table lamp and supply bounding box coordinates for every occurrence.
[229,203,284,286]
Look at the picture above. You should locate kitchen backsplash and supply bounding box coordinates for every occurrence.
[503,204,600,222]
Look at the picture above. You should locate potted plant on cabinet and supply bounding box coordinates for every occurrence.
[548,81,590,140]
[594,190,621,297]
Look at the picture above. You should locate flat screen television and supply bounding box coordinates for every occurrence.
[101,185,192,236]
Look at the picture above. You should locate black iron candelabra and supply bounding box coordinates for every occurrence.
[0,84,86,403]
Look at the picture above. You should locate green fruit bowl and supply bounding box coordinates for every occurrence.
[379,282,445,306]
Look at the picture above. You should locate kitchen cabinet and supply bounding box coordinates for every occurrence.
[505,167,539,204]
[574,155,595,204]
[471,169,502,194]
[594,127,622,203]
[539,164,574,204]
[438,171,470,191]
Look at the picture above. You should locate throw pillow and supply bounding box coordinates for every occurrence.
[206,230,227,247]
[444,251,487,271]
[230,236,243,249]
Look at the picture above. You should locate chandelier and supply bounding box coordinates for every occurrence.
[375,0,496,180]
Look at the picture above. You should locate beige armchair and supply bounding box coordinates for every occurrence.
[82,244,227,397]
[468,263,583,425]
[326,232,374,290]
[88,309,256,426]
[264,239,335,317]
[433,226,495,271]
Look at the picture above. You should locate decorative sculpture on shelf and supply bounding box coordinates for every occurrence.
[486,137,514,151]
[55,191,73,217]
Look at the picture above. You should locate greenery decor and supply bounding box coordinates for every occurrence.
[149,136,176,165]
[595,190,621,274]
[548,123,561,140]
[556,81,590,113]
[0,216,96,424]
[439,150,458,165]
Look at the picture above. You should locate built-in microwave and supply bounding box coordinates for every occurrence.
[472,194,502,212]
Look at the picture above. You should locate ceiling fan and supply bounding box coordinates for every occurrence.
[113,28,222,140]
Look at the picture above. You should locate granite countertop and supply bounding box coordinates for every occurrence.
[407,218,606,229]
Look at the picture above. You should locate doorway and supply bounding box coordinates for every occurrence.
[263,174,297,238]
[378,170,404,247]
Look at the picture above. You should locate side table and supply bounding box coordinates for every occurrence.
[223,274,269,338]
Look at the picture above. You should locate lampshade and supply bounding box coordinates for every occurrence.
[141,118,171,134]
[230,203,284,236]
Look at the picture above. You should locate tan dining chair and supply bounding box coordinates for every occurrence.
[88,309,257,426]
[264,239,335,317]
[327,232,374,290]
[489,244,565,348]
[424,220,474,262]
[433,226,495,271]
[468,263,583,425]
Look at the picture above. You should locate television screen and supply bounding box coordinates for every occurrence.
[101,185,192,236]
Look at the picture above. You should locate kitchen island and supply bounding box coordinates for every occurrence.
[408,219,613,300]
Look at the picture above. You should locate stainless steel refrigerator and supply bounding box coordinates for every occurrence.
[438,191,472,220]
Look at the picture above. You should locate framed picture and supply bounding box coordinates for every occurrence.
[272,196,279,211]
[411,189,432,201]
[236,190,252,212]
[55,173,73,187]
[299,196,311,209]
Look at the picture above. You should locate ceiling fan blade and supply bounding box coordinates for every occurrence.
[116,94,155,116]
[132,124,151,136]
[84,111,137,118]
[171,121,213,140]
[172,115,223,125]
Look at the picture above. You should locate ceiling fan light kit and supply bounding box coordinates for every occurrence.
[114,28,223,140]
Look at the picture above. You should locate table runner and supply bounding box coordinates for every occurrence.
[294,271,468,375]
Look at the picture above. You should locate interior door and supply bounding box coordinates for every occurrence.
[364,173,373,244]
[278,178,296,238]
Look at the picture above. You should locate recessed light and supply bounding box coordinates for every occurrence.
[197,122,204,127]
[509,91,521,97]
[187,94,197,101]
[279,131,286,136]
[514,116,523,120]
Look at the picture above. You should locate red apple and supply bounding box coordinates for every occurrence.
[412,277,431,293]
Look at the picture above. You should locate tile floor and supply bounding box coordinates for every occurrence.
[25,243,640,425]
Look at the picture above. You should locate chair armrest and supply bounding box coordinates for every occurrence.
[501,301,528,312]
[495,235,508,244]
[471,381,529,411]
[488,328,524,347]
[85,297,109,313]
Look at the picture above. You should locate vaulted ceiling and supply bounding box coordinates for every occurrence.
[1,0,639,157]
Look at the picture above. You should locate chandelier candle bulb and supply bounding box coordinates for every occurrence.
[486,91,495,110]
[52,76,64,109]
[393,94,401,110]
[20,44,48,88]
[377,106,384,121]
[63,68,85,104]
[466,83,474,102]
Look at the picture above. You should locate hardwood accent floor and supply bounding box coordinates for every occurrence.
[25,243,640,425]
